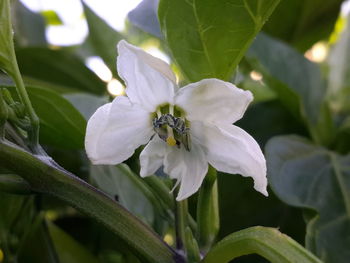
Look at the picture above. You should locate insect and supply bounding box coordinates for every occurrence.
[153,114,191,151]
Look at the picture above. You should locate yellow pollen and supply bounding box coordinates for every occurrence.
[166,136,177,146]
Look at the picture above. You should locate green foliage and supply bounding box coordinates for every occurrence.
[266,135,350,263]
[263,0,344,51]
[158,0,280,81]
[247,33,334,145]
[16,48,106,95]
[7,86,87,149]
[328,14,350,113]
[82,3,124,77]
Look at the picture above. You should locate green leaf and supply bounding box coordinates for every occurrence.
[128,0,162,38]
[90,164,155,225]
[158,0,280,81]
[64,92,108,120]
[82,2,124,76]
[48,222,100,263]
[15,47,106,95]
[328,14,350,113]
[247,33,333,145]
[202,226,321,263]
[266,135,350,263]
[28,86,86,149]
[7,86,87,149]
[12,1,47,46]
[263,0,343,51]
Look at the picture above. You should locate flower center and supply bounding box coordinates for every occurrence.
[152,105,191,151]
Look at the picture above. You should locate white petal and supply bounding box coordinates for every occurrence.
[163,141,208,201]
[175,79,253,124]
[117,40,176,111]
[139,136,166,177]
[192,122,268,196]
[85,96,153,165]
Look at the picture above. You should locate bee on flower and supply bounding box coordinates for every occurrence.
[85,40,267,201]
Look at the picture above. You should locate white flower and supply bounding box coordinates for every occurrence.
[85,40,268,201]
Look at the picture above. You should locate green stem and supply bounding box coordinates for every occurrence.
[4,0,39,150]
[0,140,179,263]
[145,176,197,232]
[175,199,188,251]
[196,166,219,253]
[202,227,322,263]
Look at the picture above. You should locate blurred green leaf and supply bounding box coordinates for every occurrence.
[12,1,47,47]
[28,86,86,149]
[7,85,87,149]
[90,164,155,226]
[40,10,63,26]
[18,217,60,263]
[158,0,280,81]
[0,174,31,194]
[48,222,100,263]
[64,92,108,120]
[16,47,106,95]
[266,135,350,263]
[247,33,333,145]
[328,14,350,113]
[82,2,124,77]
[128,0,162,38]
[263,0,343,51]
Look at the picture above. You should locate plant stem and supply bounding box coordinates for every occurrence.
[202,226,322,263]
[0,140,180,263]
[196,166,219,253]
[175,199,188,252]
[4,0,39,150]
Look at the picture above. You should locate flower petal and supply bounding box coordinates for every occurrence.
[117,40,176,111]
[139,136,166,177]
[192,122,268,196]
[85,96,153,165]
[164,141,208,201]
[175,78,253,124]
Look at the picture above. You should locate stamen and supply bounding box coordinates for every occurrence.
[169,104,174,115]
[157,108,162,118]
[166,125,176,146]
[166,136,177,146]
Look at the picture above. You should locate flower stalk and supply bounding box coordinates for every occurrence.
[196,167,219,253]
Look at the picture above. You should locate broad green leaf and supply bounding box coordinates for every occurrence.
[202,227,321,263]
[15,47,106,95]
[128,0,162,38]
[263,0,343,51]
[64,92,108,120]
[12,1,47,46]
[266,135,350,263]
[158,0,280,81]
[90,164,154,226]
[82,2,123,76]
[0,0,14,75]
[247,33,333,145]
[328,14,350,113]
[8,86,87,149]
[48,222,99,263]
